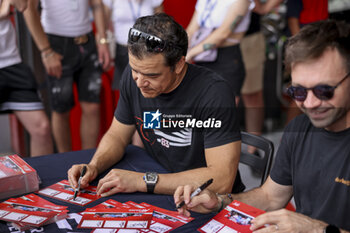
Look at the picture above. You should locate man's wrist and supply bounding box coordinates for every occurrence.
[41,48,54,59]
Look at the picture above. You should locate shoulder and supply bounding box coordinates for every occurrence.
[187,64,230,91]
[186,64,235,107]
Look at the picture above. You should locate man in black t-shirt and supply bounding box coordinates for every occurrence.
[174,20,350,232]
[68,13,243,196]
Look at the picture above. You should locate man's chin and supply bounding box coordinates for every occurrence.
[140,90,157,98]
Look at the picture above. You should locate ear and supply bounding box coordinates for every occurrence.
[174,56,186,75]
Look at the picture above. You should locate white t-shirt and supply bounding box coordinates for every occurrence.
[195,0,254,33]
[40,0,92,37]
[0,18,21,69]
[103,0,163,45]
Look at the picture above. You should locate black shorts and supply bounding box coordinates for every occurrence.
[196,44,246,96]
[47,32,102,113]
[0,63,43,112]
[112,43,128,90]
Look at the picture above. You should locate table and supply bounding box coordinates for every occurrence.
[0,145,215,232]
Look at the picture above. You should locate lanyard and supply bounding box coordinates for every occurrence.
[199,0,218,27]
[128,0,144,22]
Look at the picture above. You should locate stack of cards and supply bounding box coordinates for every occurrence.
[0,194,68,231]
[198,200,265,233]
[79,200,194,232]
[37,179,101,206]
[0,154,39,200]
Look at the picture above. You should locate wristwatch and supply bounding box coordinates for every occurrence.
[143,172,158,194]
[324,224,340,233]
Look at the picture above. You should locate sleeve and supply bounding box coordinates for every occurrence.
[102,0,113,9]
[269,122,295,186]
[114,65,135,125]
[286,0,303,19]
[200,80,241,149]
[151,0,163,8]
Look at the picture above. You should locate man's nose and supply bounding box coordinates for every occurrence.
[134,75,148,88]
[302,90,322,109]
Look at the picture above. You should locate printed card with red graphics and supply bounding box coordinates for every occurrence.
[0,193,68,229]
[198,200,265,233]
[0,155,39,199]
[139,202,194,233]
[78,207,153,230]
[37,180,100,206]
[6,193,68,212]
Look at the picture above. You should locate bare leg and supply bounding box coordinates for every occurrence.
[52,111,71,153]
[242,90,264,154]
[80,102,100,149]
[15,110,53,156]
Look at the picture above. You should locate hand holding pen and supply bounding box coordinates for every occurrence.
[176,178,213,209]
[73,166,87,200]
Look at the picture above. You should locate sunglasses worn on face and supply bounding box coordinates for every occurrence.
[128,28,181,52]
[287,72,350,101]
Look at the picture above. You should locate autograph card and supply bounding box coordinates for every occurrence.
[139,203,194,233]
[1,194,68,230]
[198,200,265,233]
[37,180,100,206]
[78,207,153,230]
[0,202,56,227]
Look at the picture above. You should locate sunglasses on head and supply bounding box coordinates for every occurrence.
[286,72,350,101]
[128,28,181,52]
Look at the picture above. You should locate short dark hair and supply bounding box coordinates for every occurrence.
[284,19,350,74]
[128,13,188,70]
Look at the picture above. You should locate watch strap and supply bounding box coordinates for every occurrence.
[146,182,156,194]
[324,225,340,233]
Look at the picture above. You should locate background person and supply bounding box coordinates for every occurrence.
[0,0,53,156]
[68,13,244,197]
[23,0,110,152]
[186,0,254,104]
[174,19,350,233]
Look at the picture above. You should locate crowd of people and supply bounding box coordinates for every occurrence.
[1,0,349,232]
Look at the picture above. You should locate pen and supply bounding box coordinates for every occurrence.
[73,166,87,200]
[176,178,213,209]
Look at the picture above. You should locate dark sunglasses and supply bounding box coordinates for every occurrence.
[287,72,350,101]
[128,28,180,52]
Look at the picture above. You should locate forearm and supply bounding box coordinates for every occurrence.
[90,0,106,41]
[288,17,300,36]
[153,163,237,195]
[23,0,51,51]
[89,130,129,175]
[220,177,293,212]
[0,0,11,19]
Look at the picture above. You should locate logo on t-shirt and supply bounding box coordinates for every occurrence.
[143,110,162,129]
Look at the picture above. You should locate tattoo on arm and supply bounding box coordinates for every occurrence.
[230,15,243,32]
[203,43,216,51]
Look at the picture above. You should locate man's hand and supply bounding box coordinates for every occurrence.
[96,169,144,197]
[250,209,327,233]
[173,184,220,217]
[41,49,63,78]
[97,43,110,70]
[10,0,27,12]
[67,163,98,190]
[0,0,11,19]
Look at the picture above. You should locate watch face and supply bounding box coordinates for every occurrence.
[146,173,157,181]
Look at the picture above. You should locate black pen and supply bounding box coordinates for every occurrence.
[73,166,87,200]
[176,178,213,209]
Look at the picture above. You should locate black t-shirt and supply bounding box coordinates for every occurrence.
[115,63,244,192]
[270,114,350,230]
